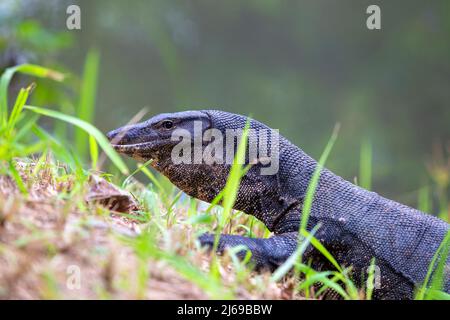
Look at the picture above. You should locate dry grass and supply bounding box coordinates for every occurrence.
[0,157,297,300]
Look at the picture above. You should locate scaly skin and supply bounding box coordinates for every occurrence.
[107,110,449,300]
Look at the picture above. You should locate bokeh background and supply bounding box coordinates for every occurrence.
[1,0,449,209]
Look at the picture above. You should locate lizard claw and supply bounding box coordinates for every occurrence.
[198,233,215,250]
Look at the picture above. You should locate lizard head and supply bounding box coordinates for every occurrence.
[106,111,211,163]
[108,110,283,215]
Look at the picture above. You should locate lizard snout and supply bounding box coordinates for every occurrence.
[106,127,129,145]
[106,125,140,146]
[106,129,117,141]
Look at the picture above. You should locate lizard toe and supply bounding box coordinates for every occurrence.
[198,233,215,250]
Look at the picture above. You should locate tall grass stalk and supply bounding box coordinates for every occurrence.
[210,120,250,277]
[271,124,347,298]
[75,49,100,160]
[415,230,450,300]
[300,124,340,231]
[24,105,128,174]
[0,64,64,128]
[359,138,372,190]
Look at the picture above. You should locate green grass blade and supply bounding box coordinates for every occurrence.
[359,138,372,190]
[209,120,250,277]
[6,83,35,136]
[297,271,350,300]
[423,290,450,300]
[418,186,431,213]
[428,230,450,298]
[415,230,450,300]
[0,64,64,127]
[24,105,128,174]
[31,124,78,171]
[300,124,340,231]
[271,225,319,282]
[8,160,27,195]
[300,228,343,273]
[89,134,99,170]
[220,123,250,227]
[75,49,100,160]
[13,114,40,142]
[366,258,376,300]
[140,166,164,191]
[122,159,154,188]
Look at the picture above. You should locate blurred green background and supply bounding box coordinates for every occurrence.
[1,0,449,207]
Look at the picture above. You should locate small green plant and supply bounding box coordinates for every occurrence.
[75,49,100,161]
[0,64,65,192]
[415,230,450,300]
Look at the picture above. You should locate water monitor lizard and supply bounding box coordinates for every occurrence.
[107,110,449,299]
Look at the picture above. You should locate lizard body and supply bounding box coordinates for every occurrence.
[107,110,449,299]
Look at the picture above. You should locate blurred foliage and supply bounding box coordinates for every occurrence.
[0,0,76,144]
[0,0,72,68]
[0,0,449,213]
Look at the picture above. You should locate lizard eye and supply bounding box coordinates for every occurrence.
[161,120,174,130]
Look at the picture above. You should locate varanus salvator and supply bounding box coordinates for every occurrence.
[107,110,450,299]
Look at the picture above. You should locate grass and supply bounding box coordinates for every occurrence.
[415,230,450,300]
[359,138,372,190]
[75,49,100,161]
[24,105,128,175]
[0,61,448,300]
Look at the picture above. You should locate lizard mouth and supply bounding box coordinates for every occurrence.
[107,125,158,157]
[110,139,174,159]
[110,141,156,156]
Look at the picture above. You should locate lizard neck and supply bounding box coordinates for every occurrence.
[273,141,378,233]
